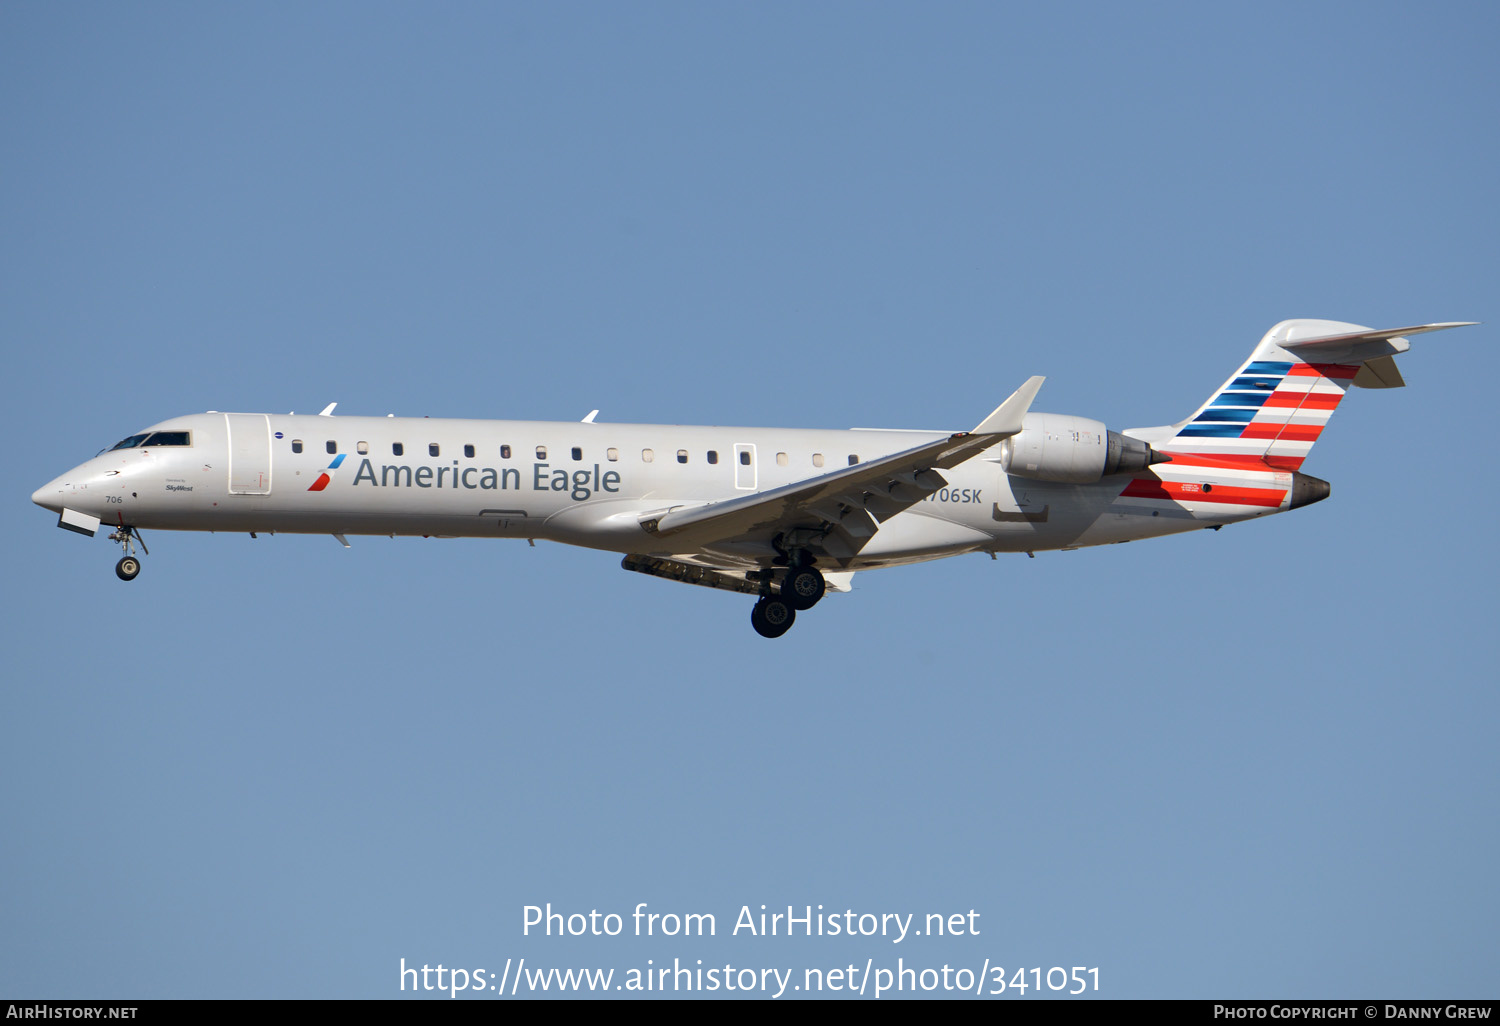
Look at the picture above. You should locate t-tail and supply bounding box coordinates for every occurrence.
[1158,319,1474,468]
[1120,319,1475,515]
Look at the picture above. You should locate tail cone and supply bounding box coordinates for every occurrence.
[1288,473,1331,510]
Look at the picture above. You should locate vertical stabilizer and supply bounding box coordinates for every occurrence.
[1157,319,1472,470]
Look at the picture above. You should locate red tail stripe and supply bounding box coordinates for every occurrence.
[1158,453,1276,470]
[1263,391,1343,409]
[1120,479,1285,508]
[1164,452,1307,470]
[1287,362,1360,379]
[1241,423,1323,441]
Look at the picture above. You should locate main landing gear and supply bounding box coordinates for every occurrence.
[750,595,796,638]
[749,558,827,638]
[109,524,147,582]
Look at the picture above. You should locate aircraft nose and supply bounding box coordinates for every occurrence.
[32,476,66,513]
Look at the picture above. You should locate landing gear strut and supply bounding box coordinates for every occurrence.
[109,524,147,582]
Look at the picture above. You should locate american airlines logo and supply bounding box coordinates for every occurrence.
[307,453,345,491]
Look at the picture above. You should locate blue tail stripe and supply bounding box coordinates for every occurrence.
[1179,423,1248,437]
[1211,393,1270,408]
[1194,409,1257,423]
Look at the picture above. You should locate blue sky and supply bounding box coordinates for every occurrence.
[3,2,1496,999]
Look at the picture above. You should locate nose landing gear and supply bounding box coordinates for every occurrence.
[108,524,148,582]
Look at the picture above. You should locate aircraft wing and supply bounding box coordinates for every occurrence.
[641,377,1044,557]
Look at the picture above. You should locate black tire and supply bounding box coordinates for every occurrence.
[115,556,141,581]
[750,597,795,638]
[781,566,826,610]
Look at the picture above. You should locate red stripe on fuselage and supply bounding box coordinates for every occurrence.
[1119,479,1286,507]
[1158,451,1306,470]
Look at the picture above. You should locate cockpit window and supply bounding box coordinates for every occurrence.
[109,430,191,451]
[144,431,191,446]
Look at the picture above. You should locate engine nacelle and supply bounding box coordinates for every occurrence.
[999,413,1161,484]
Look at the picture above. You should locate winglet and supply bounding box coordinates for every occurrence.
[972,376,1045,436]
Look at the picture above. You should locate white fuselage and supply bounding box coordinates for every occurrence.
[32,410,1288,572]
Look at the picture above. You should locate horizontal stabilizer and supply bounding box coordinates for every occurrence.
[1276,320,1476,386]
[1278,321,1476,351]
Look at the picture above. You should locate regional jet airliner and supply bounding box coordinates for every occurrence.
[32,319,1473,636]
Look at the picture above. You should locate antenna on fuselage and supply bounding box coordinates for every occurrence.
[319,403,338,417]
[581,410,599,423]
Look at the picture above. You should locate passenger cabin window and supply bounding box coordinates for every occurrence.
[501,445,512,459]
[642,449,654,463]
[848,454,859,465]
[357,441,368,454]
[776,452,788,466]
[429,443,440,457]
[571,447,582,461]
[291,439,303,454]
[677,450,688,464]
[536,446,547,460]
[464,444,475,458]
[812,453,825,468]
[607,448,619,461]
[740,451,752,465]
[326,440,337,455]
[393,443,404,456]
[707,451,718,465]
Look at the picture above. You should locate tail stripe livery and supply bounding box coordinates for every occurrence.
[1117,320,1476,517]
[1158,320,1419,471]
